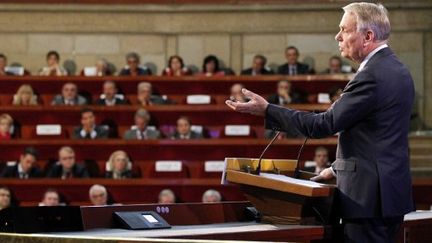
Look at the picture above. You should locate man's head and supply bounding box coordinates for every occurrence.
[134,108,151,131]
[89,184,107,206]
[284,46,299,65]
[251,55,267,73]
[335,3,390,63]
[277,80,292,97]
[80,108,96,129]
[58,146,76,171]
[202,189,222,203]
[61,83,78,101]
[137,82,152,104]
[126,52,140,71]
[46,50,60,67]
[0,187,11,210]
[96,59,108,74]
[314,146,329,168]
[0,54,7,70]
[158,189,176,204]
[329,56,343,73]
[102,81,118,101]
[41,189,60,207]
[19,147,38,174]
[176,116,191,136]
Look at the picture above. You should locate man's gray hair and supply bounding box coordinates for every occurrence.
[343,2,391,41]
[135,108,151,121]
[89,184,107,196]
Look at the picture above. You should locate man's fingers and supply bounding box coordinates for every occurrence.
[242,88,259,100]
[225,100,249,113]
[310,175,323,182]
[225,100,237,110]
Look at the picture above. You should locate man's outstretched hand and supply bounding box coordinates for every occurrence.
[310,167,336,182]
[225,88,269,116]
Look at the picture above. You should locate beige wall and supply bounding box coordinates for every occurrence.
[0,2,431,125]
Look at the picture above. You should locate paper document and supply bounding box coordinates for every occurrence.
[260,173,326,188]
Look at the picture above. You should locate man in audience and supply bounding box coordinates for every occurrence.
[95,80,128,106]
[124,108,161,140]
[119,52,151,76]
[267,80,303,105]
[158,189,176,204]
[0,54,13,76]
[0,187,12,210]
[72,108,109,139]
[51,82,88,106]
[277,46,312,75]
[202,189,222,203]
[322,55,354,74]
[0,147,42,178]
[89,184,108,206]
[46,146,90,179]
[171,116,202,140]
[39,189,61,206]
[230,83,249,103]
[39,50,67,76]
[241,55,274,75]
[136,82,166,106]
[304,147,330,174]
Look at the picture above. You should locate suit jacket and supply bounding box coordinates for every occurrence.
[72,126,109,139]
[46,163,90,178]
[265,47,414,219]
[171,131,203,140]
[0,164,42,178]
[95,98,129,106]
[123,128,161,140]
[241,68,274,75]
[277,62,311,75]
[105,170,134,179]
[51,95,87,105]
[119,67,152,76]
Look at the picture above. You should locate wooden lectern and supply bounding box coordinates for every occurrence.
[223,157,337,225]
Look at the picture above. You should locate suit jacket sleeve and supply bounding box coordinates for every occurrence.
[265,71,378,138]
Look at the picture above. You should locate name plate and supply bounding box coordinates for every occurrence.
[36,124,62,135]
[224,125,250,136]
[5,66,24,76]
[186,95,211,104]
[191,125,203,134]
[204,161,225,172]
[83,67,97,76]
[155,161,182,172]
[304,161,317,167]
[317,93,331,104]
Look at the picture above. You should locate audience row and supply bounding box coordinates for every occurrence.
[0,47,354,77]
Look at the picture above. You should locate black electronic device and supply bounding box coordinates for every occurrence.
[113,211,171,230]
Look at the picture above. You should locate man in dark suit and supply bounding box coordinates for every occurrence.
[241,55,274,76]
[46,146,89,179]
[226,3,414,242]
[171,116,202,140]
[72,108,109,139]
[266,80,304,105]
[0,147,42,178]
[277,46,312,75]
[51,82,87,106]
[95,80,128,106]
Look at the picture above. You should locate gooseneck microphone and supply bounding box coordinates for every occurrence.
[293,137,309,179]
[253,131,281,175]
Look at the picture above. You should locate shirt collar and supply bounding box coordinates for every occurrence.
[357,44,388,72]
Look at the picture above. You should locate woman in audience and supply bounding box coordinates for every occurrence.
[119,52,151,76]
[162,55,192,76]
[197,55,225,77]
[105,150,134,179]
[0,187,15,210]
[0,113,13,140]
[12,84,38,106]
[39,50,67,76]
[158,189,176,204]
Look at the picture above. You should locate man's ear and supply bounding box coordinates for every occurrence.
[365,30,374,43]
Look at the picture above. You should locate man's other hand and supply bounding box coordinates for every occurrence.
[310,167,336,182]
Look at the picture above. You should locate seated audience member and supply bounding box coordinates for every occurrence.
[241,54,274,75]
[0,187,12,210]
[72,108,109,139]
[89,184,108,206]
[136,82,166,106]
[158,189,176,204]
[322,55,354,74]
[105,150,134,179]
[0,147,42,178]
[197,55,225,77]
[82,59,112,76]
[202,189,222,203]
[267,80,303,105]
[46,146,90,179]
[96,80,128,106]
[304,147,330,174]
[124,108,161,140]
[12,84,38,106]
[39,189,61,206]
[277,46,312,75]
[119,52,151,76]
[162,55,192,76]
[171,116,202,140]
[229,83,249,103]
[0,113,13,140]
[0,54,13,76]
[328,86,343,103]
[39,50,67,76]
[51,83,87,106]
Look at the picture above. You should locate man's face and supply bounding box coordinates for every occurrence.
[62,84,77,100]
[19,154,36,173]
[335,12,366,62]
[0,189,11,209]
[285,49,298,65]
[277,81,291,96]
[138,87,151,102]
[252,57,265,72]
[159,194,175,204]
[90,190,107,206]
[127,58,139,70]
[135,116,148,130]
[103,83,117,100]
[81,111,95,128]
[314,150,329,168]
[59,150,75,170]
[42,192,59,206]
[329,58,342,73]
[0,58,6,69]
[177,118,191,136]
[170,58,182,71]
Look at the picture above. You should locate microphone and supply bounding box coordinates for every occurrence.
[293,137,308,179]
[252,131,281,175]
